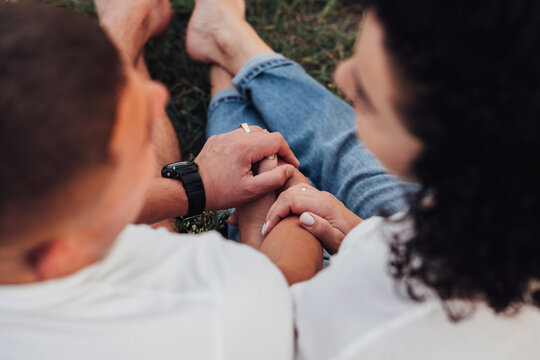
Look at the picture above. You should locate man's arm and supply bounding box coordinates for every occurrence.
[136,178,188,225]
[137,127,299,226]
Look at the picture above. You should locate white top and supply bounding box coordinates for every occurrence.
[0,225,293,360]
[292,216,540,360]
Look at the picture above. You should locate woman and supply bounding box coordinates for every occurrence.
[187,0,540,358]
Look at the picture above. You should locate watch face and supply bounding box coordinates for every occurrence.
[166,161,193,169]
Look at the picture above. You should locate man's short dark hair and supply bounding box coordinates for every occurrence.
[0,3,125,238]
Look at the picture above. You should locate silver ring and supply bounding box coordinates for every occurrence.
[301,187,307,192]
[240,123,251,134]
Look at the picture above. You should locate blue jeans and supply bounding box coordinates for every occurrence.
[207,54,412,238]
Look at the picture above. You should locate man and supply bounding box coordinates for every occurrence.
[0,1,321,359]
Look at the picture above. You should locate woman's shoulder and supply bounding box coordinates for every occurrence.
[292,213,540,360]
[291,212,429,360]
[339,211,413,254]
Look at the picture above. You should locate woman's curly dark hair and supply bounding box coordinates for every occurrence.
[363,0,540,320]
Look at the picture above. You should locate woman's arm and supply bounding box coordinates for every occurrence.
[238,208,324,285]
[259,217,323,285]
[236,165,324,285]
[264,183,363,254]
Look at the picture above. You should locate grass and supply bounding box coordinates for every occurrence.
[25,0,364,232]
[149,0,364,160]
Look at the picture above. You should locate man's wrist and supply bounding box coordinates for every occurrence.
[169,179,190,218]
[193,159,214,210]
[161,161,206,217]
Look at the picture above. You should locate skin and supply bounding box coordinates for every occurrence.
[203,7,422,277]
[190,3,422,266]
[0,2,421,285]
[0,0,300,284]
[184,0,324,284]
[0,66,168,283]
[260,12,424,255]
[186,0,274,75]
[99,0,299,230]
[188,2,422,178]
[335,12,422,179]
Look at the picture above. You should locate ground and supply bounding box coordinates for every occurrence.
[25,0,365,232]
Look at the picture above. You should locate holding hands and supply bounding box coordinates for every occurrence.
[195,126,299,210]
[263,183,362,254]
[231,142,362,255]
[192,124,361,256]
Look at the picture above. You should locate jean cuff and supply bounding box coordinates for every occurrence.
[208,88,244,117]
[232,53,293,97]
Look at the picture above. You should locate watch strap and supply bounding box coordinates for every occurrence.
[161,162,206,218]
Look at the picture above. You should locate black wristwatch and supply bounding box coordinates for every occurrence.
[161,161,206,218]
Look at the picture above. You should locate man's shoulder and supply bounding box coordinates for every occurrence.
[101,224,289,297]
[0,225,293,360]
[107,225,294,358]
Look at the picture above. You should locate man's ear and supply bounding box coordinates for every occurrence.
[29,239,81,281]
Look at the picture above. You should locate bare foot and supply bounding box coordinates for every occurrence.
[95,0,172,62]
[186,0,244,64]
[186,0,273,75]
[95,0,172,38]
[235,0,246,18]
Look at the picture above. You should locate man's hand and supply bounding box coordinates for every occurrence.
[195,126,299,210]
[228,165,310,228]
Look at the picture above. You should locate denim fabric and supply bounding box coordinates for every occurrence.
[208,54,414,224]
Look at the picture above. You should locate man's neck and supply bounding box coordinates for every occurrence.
[0,253,41,284]
[0,233,115,285]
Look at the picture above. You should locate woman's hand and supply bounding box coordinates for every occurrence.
[262,184,362,254]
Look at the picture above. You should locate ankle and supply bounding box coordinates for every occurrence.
[215,21,274,75]
[97,2,155,64]
[210,66,234,97]
[100,24,140,65]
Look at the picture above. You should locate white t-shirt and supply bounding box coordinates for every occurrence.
[0,225,293,360]
[292,216,540,360]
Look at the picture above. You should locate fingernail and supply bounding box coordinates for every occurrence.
[286,166,294,177]
[261,221,269,236]
[266,155,275,160]
[300,213,315,226]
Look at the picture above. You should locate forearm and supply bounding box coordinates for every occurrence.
[236,171,324,284]
[135,178,188,225]
[259,217,323,285]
